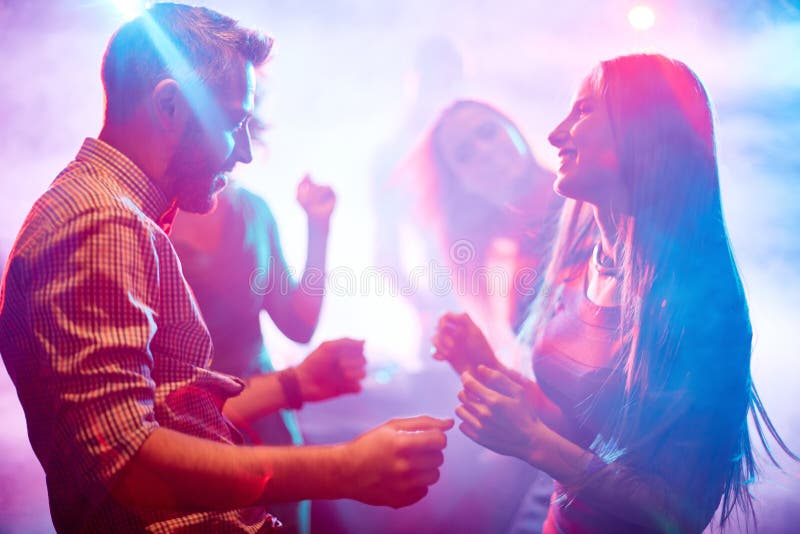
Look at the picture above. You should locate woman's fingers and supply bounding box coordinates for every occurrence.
[457,372,514,430]
[431,331,457,353]
[437,312,464,329]
[455,404,484,431]
[457,419,482,444]
[456,409,516,454]
[457,387,482,405]
[457,389,492,420]
[460,369,506,405]
[436,312,474,339]
[495,365,528,385]
[475,365,522,397]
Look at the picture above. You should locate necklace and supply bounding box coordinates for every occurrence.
[592,242,622,277]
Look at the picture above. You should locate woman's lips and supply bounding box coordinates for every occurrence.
[558,150,576,173]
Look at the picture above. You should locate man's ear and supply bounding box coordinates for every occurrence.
[151,79,189,133]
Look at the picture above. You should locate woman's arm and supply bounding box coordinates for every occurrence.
[223,338,367,428]
[457,366,728,532]
[262,175,334,343]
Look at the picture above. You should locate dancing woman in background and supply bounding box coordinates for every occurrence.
[376,99,558,365]
[414,100,560,341]
[434,53,797,532]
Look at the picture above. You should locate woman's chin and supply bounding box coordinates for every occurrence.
[553,176,575,199]
[553,176,599,204]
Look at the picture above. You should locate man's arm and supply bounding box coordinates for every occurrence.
[16,207,452,517]
[15,209,163,504]
[262,175,334,343]
[112,416,453,511]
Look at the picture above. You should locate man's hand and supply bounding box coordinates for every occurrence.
[296,174,336,227]
[295,338,367,403]
[343,416,454,508]
[432,312,500,375]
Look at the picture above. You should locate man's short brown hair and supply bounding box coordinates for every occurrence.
[102,3,272,123]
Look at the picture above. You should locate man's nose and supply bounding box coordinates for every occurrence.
[234,126,253,164]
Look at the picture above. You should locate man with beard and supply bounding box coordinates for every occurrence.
[0,4,451,532]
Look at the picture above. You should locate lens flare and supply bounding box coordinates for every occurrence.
[628,5,656,31]
[112,0,150,21]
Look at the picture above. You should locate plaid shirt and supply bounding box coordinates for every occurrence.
[0,139,277,533]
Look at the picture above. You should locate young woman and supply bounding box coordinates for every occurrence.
[433,54,796,532]
[375,100,559,366]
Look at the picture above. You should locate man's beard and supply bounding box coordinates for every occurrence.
[164,129,227,214]
[173,171,226,214]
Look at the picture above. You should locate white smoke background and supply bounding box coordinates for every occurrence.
[1,0,798,532]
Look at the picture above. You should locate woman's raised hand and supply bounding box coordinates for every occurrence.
[296,174,336,226]
[431,312,500,375]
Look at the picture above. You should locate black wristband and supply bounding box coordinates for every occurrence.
[277,367,304,410]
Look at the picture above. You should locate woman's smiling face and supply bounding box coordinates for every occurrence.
[547,75,623,208]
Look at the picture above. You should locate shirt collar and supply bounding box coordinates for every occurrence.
[76,138,174,232]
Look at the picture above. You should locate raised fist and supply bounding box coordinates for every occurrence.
[296,338,367,402]
[296,174,336,225]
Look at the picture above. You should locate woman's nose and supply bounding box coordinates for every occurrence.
[547,122,570,148]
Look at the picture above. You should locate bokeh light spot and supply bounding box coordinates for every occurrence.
[628,5,656,31]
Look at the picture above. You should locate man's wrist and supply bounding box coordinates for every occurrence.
[277,367,304,410]
[330,442,355,499]
[259,443,351,504]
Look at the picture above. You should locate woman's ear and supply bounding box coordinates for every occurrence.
[151,79,189,134]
